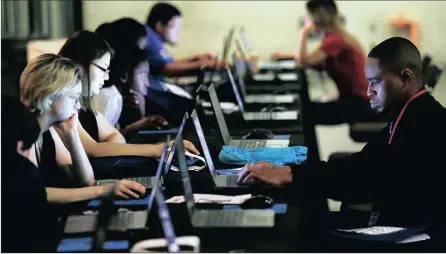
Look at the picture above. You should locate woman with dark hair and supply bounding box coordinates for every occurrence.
[58,30,199,159]
[94,18,169,138]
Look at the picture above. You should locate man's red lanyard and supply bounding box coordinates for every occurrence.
[388,89,428,144]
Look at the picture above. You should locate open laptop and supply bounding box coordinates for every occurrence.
[223,71,300,121]
[172,132,275,228]
[190,109,258,188]
[63,140,171,235]
[96,112,190,189]
[238,27,297,73]
[207,83,290,149]
[233,40,298,104]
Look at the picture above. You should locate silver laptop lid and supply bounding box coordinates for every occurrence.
[239,26,253,54]
[235,38,255,76]
[147,136,170,212]
[175,132,196,216]
[225,66,245,113]
[232,53,248,99]
[222,26,236,62]
[163,112,188,175]
[207,83,231,145]
[190,110,217,177]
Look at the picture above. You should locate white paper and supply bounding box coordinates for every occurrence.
[337,226,405,235]
[245,94,296,104]
[166,194,252,204]
[277,73,298,81]
[170,151,207,172]
[257,60,281,70]
[162,82,193,99]
[201,101,239,114]
[278,60,297,69]
[397,233,430,244]
[252,73,275,81]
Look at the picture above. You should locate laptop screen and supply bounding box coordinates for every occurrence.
[163,113,188,175]
[222,26,236,62]
[154,189,180,252]
[225,67,245,113]
[190,110,216,177]
[239,26,253,54]
[147,137,170,212]
[207,84,231,145]
[232,53,248,99]
[235,38,255,76]
[174,133,196,216]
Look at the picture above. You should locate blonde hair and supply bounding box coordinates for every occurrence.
[20,53,83,114]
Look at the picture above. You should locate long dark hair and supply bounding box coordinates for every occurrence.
[96,18,148,91]
[58,30,112,112]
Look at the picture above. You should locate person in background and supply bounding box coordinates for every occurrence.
[239,37,446,250]
[272,0,374,125]
[58,31,199,158]
[94,18,169,139]
[145,2,226,93]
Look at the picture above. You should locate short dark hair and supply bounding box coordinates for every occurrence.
[2,95,40,155]
[146,2,182,30]
[306,0,338,14]
[368,37,422,81]
[58,30,113,111]
[96,18,148,89]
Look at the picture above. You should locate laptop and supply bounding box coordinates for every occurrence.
[63,141,171,234]
[207,83,290,148]
[224,70,300,121]
[189,109,257,188]
[233,40,298,104]
[238,27,297,73]
[96,113,190,188]
[173,132,275,228]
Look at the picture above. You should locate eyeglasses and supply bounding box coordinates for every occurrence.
[65,94,80,104]
[91,62,110,75]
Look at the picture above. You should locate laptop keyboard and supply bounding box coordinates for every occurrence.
[126,177,156,188]
[225,175,239,186]
[193,210,243,227]
[109,213,133,230]
[237,139,267,149]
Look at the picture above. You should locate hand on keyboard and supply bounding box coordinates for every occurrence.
[103,179,146,199]
[237,162,292,186]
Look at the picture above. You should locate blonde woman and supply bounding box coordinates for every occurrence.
[20,53,146,202]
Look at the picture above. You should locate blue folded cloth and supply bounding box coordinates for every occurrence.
[219,146,307,166]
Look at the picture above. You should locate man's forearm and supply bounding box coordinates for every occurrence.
[119,119,145,138]
[162,60,206,77]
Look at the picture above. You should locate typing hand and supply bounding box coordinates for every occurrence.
[103,179,146,199]
[140,115,169,130]
[200,52,216,60]
[237,162,292,186]
[202,59,228,71]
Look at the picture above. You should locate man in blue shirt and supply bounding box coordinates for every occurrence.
[145,2,226,92]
